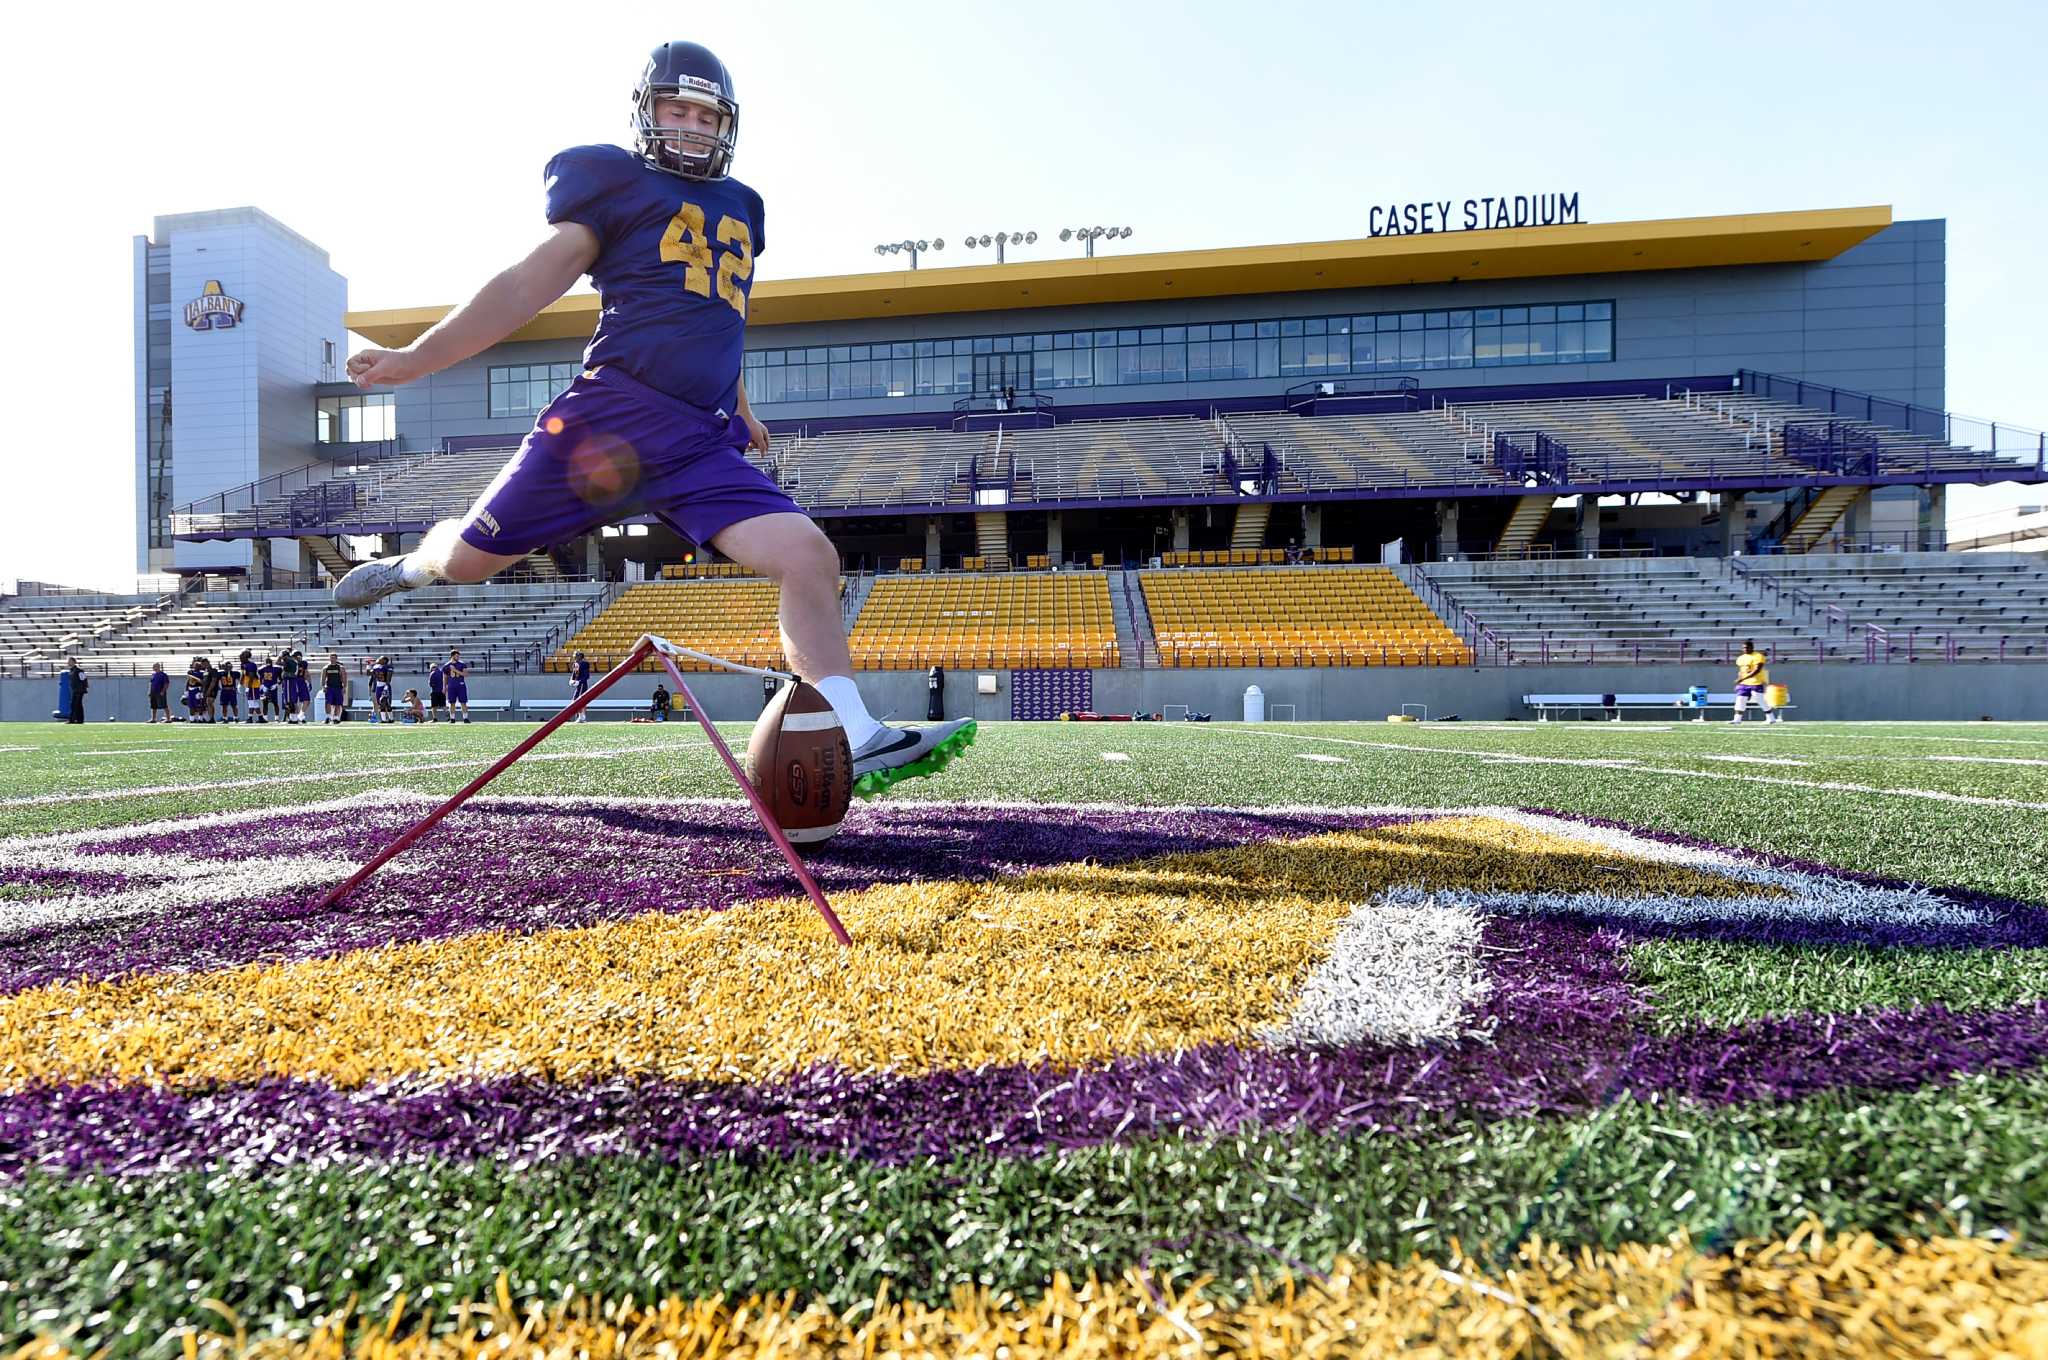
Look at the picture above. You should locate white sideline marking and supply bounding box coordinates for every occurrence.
[0,746,41,754]
[0,741,701,809]
[77,748,173,756]
[1196,728,2048,812]
[1699,754,1810,767]
[1927,754,2048,767]
[223,748,311,756]
[1100,751,1132,762]
[1294,753,1347,764]
[364,748,455,757]
[0,852,358,940]
[1776,731,2048,749]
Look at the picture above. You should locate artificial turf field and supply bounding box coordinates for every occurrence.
[3,716,2047,1356]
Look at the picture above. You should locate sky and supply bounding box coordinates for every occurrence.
[2,0,2043,590]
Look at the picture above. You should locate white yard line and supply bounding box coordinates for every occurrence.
[0,746,41,754]
[76,748,174,756]
[222,748,312,756]
[1926,754,2048,767]
[1198,727,2048,813]
[1263,900,1487,1047]
[1099,751,1132,762]
[1698,754,1810,767]
[0,741,701,809]
[1294,753,1348,764]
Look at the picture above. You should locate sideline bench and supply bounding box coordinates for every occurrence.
[518,697,689,719]
[1523,692,1796,722]
[341,697,513,720]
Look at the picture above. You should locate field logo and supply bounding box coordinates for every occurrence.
[184,280,245,331]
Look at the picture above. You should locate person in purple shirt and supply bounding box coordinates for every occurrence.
[444,648,470,723]
[571,650,593,723]
[328,41,973,795]
[216,658,239,722]
[147,663,170,724]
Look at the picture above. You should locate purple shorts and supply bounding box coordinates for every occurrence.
[1735,684,1766,698]
[458,366,800,556]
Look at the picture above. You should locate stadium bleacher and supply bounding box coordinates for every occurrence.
[847,574,1119,669]
[0,597,167,669]
[549,579,807,673]
[1141,566,1470,667]
[1423,554,2048,662]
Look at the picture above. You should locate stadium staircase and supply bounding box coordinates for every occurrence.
[840,572,876,626]
[518,550,566,583]
[1494,495,1557,556]
[973,512,1010,567]
[1231,502,1271,551]
[295,535,357,582]
[1779,484,1864,553]
[1107,570,1154,668]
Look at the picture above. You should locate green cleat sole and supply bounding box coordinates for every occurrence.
[852,720,977,800]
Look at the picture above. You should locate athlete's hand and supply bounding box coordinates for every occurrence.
[741,410,772,454]
[347,348,424,389]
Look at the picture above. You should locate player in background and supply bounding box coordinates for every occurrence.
[444,648,471,723]
[258,653,283,721]
[278,649,301,724]
[331,41,972,794]
[216,657,239,724]
[147,663,170,723]
[571,650,592,722]
[1731,640,1778,723]
[322,652,347,725]
[372,655,397,721]
[427,657,449,722]
[182,657,205,723]
[239,651,260,723]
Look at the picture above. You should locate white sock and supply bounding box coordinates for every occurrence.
[814,674,883,748]
[396,553,440,588]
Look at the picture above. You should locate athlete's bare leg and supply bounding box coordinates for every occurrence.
[710,512,854,683]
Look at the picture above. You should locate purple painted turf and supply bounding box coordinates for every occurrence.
[6,802,2046,1179]
[6,911,2044,1179]
[0,804,1404,994]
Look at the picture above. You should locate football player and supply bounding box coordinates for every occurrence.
[444,647,470,723]
[1731,640,1778,724]
[334,42,972,794]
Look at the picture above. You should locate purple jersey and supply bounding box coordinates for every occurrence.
[148,671,169,697]
[543,144,765,414]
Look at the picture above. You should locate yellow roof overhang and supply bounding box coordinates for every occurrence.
[345,205,1892,348]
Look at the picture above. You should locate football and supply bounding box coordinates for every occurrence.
[746,680,853,846]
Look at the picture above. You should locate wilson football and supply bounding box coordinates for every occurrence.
[746,681,853,846]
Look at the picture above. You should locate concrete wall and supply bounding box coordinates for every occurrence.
[16,658,2043,725]
[387,219,1945,448]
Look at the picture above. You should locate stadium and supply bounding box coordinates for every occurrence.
[3,172,2048,1354]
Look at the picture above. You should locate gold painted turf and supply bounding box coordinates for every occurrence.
[0,817,1762,1092]
[37,1226,2043,1360]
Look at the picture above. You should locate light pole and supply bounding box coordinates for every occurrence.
[1060,225,1134,258]
[873,237,943,269]
[961,230,1038,264]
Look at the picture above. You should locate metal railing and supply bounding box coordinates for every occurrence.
[1738,369,2047,471]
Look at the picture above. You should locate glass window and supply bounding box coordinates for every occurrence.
[1163,325,1185,342]
[934,339,954,356]
[1256,320,1279,339]
[1475,325,1502,367]
[1557,321,1584,362]
[1425,311,1446,329]
[1450,309,1472,326]
[1163,344,1186,381]
[1557,303,1583,322]
[1587,301,1613,319]
[1095,348,1118,385]
[829,346,850,362]
[1073,330,1092,348]
[1530,305,1555,323]
[1097,330,1117,346]
[973,337,993,354]
[1502,307,1528,325]
[1585,318,1613,357]
[1141,327,1161,344]
[1304,317,1325,335]
[1256,337,1278,377]
[1528,321,1557,364]
[1052,332,1070,349]
[1188,324,1209,341]
[1474,309,1499,326]
[1451,325,1474,366]
[1232,338,1256,377]
[1378,314,1399,332]
[1280,318,1303,337]
[1424,330,1450,369]
[1280,337,1304,376]
[992,336,1011,353]
[1401,312,1424,330]
[915,340,933,357]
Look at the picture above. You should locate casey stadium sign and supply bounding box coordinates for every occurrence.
[1369,192,1583,238]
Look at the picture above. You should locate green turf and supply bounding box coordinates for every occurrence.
[1632,940,2048,1031]
[5,1071,2045,1346]
[6,719,2045,903]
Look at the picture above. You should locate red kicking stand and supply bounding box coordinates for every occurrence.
[311,634,853,947]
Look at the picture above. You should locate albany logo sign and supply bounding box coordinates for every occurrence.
[184,280,245,331]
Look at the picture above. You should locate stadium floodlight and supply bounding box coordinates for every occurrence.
[1066,225,1135,257]
[961,228,1039,263]
[871,236,944,269]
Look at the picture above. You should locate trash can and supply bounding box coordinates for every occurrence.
[1243,685,1265,723]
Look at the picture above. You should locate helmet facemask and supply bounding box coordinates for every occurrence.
[634,84,738,180]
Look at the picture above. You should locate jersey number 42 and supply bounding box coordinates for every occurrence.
[659,203,753,318]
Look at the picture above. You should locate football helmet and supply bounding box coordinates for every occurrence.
[633,42,738,180]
